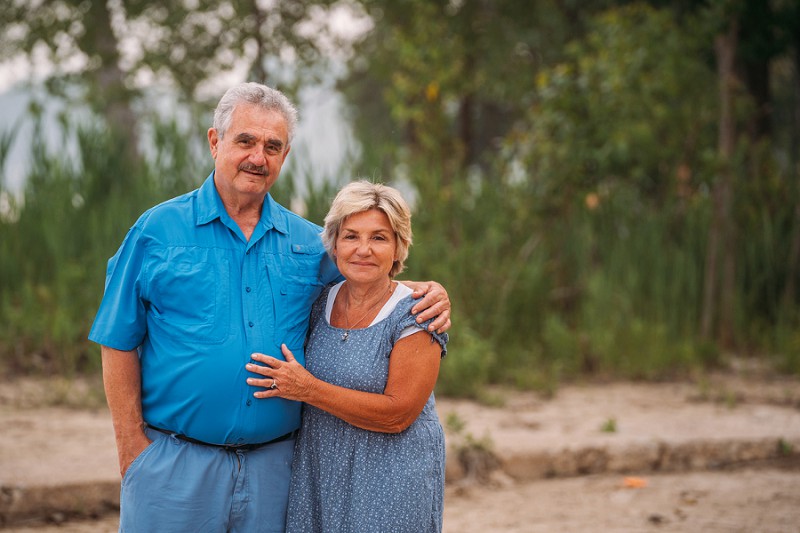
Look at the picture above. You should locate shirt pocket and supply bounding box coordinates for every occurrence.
[274,246,324,348]
[147,248,230,344]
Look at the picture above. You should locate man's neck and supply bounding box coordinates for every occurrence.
[217,188,265,242]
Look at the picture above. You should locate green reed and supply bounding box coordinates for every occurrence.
[1,117,798,389]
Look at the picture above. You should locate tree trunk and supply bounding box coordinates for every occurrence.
[739,0,773,142]
[459,93,474,168]
[79,0,140,164]
[248,0,269,85]
[716,21,739,348]
[781,46,800,315]
[702,21,739,344]
[784,203,800,315]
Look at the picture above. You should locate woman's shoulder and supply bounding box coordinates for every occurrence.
[379,283,416,322]
[385,285,448,356]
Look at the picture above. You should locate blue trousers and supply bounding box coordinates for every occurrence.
[119,426,295,533]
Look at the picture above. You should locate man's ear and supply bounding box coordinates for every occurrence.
[208,128,219,159]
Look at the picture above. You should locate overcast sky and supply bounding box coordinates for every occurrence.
[0,69,356,197]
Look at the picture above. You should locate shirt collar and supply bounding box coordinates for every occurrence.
[195,171,288,235]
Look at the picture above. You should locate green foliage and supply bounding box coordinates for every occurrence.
[342,2,800,390]
[600,418,617,433]
[0,115,207,375]
[1,0,799,391]
[772,325,800,375]
[0,0,343,103]
[520,4,718,208]
[344,0,614,175]
[444,412,466,435]
[778,438,793,457]
[435,324,496,400]
[443,410,499,482]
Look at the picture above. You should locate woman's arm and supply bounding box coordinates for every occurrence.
[247,333,441,433]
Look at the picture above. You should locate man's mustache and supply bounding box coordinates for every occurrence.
[239,163,267,175]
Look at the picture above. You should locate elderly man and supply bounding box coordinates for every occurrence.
[89,82,450,532]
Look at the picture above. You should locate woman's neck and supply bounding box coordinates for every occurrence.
[343,278,394,308]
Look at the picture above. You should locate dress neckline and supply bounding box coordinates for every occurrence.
[324,281,411,334]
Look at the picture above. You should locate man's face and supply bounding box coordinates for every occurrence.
[207,103,291,202]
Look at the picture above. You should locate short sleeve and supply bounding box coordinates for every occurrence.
[389,296,448,358]
[88,222,150,351]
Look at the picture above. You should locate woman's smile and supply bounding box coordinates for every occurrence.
[334,209,398,284]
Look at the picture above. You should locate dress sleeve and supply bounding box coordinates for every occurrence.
[389,296,448,358]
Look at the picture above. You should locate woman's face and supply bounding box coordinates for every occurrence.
[334,209,398,285]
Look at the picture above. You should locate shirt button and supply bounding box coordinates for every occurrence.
[245,287,251,292]
[246,399,252,406]
[248,321,254,327]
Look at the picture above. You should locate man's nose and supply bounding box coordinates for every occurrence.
[248,147,267,165]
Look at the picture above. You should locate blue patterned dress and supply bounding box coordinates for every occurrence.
[285,284,448,533]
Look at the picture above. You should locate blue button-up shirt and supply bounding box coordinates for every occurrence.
[89,173,341,445]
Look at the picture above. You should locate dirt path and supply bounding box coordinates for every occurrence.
[9,466,799,533]
[2,367,799,532]
[443,466,800,533]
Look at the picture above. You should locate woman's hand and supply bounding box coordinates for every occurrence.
[406,281,451,334]
[246,344,315,401]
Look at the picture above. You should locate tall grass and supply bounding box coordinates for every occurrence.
[395,156,798,397]
[0,118,206,375]
[1,115,798,393]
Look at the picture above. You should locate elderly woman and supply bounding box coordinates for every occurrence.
[246,180,448,533]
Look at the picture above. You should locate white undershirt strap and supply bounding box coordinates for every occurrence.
[325,281,420,340]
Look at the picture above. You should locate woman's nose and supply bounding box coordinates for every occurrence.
[355,239,371,254]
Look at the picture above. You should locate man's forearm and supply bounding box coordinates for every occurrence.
[101,346,149,475]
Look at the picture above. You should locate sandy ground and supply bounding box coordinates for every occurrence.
[2,365,800,532]
[7,466,799,533]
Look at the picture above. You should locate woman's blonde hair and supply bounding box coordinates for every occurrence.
[323,180,413,278]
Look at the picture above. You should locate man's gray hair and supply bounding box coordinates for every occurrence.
[213,82,299,142]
